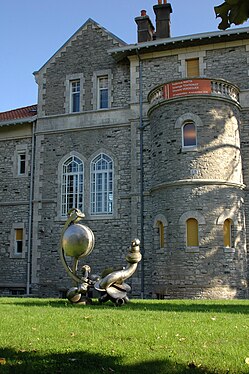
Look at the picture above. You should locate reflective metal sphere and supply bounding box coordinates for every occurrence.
[62,223,95,258]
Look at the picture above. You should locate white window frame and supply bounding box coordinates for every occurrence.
[65,73,84,114]
[70,80,81,113]
[97,75,109,109]
[13,145,29,177]
[92,70,112,110]
[17,152,26,175]
[90,153,113,215]
[61,155,84,217]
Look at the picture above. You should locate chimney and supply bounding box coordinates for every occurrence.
[153,0,172,39]
[135,10,155,43]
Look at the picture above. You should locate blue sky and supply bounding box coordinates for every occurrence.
[0,0,247,112]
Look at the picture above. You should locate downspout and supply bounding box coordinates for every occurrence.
[136,49,145,299]
[26,120,36,295]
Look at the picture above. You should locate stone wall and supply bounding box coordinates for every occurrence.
[41,21,130,116]
[0,130,32,294]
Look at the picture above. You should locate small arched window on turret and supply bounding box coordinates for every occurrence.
[186,218,199,247]
[158,221,165,249]
[182,122,197,149]
[223,219,233,248]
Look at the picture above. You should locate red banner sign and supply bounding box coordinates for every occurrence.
[163,79,211,99]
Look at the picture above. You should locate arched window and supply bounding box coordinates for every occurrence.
[155,221,165,248]
[182,122,197,147]
[61,156,84,216]
[186,218,199,247]
[224,219,233,247]
[158,221,165,248]
[91,153,113,215]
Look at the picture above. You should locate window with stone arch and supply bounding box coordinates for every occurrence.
[90,153,113,215]
[186,218,199,247]
[217,211,237,250]
[182,121,197,148]
[223,218,233,248]
[179,211,205,250]
[175,113,202,151]
[61,155,84,217]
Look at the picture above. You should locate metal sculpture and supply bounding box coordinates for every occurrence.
[59,208,141,306]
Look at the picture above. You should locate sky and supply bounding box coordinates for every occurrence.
[0,0,248,113]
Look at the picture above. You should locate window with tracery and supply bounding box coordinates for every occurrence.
[90,153,113,215]
[61,156,84,216]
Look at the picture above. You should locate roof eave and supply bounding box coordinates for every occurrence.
[109,26,249,61]
[0,115,37,127]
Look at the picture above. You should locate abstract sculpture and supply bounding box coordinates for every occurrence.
[59,208,141,306]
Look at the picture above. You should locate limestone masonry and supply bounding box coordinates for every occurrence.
[1,1,249,299]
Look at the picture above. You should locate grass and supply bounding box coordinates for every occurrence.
[0,298,249,373]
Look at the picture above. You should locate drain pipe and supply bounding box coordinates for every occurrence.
[26,120,36,295]
[136,49,145,299]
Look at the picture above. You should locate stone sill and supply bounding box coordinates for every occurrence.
[223,247,235,253]
[182,146,198,153]
[185,246,199,253]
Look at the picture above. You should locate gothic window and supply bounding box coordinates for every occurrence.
[90,153,113,215]
[61,156,84,216]
[182,122,197,148]
[186,218,199,247]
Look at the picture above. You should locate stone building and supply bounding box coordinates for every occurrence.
[1,1,249,299]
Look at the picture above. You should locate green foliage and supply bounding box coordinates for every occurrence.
[0,298,249,373]
[215,0,249,30]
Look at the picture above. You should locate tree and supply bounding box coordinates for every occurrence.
[215,0,249,30]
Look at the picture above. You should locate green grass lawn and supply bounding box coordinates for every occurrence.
[0,298,249,373]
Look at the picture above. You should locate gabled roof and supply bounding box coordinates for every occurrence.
[34,18,127,77]
[0,105,37,126]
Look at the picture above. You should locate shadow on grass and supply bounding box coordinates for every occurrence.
[0,347,217,374]
[1,298,249,314]
[127,300,249,314]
